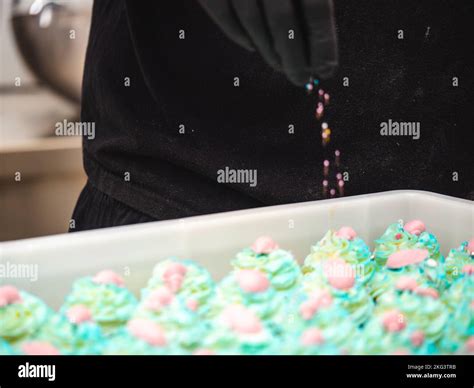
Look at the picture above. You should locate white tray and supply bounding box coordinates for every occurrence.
[1,190,473,309]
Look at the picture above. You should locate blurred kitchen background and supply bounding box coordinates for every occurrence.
[0,0,92,241]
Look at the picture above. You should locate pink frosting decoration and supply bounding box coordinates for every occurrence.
[145,288,175,311]
[410,331,425,347]
[92,270,124,287]
[395,276,418,291]
[414,287,439,299]
[392,349,410,356]
[67,305,92,324]
[251,236,279,254]
[465,337,474,353]
[386,249,429,269]
[22,341,60,355]
[0,285,22,307]
[335,226,357,241]
[299,290,333,320]
[403,220,426,236]
[162,263,187,293]
[382,310,406,333]
[127,318,167,346]
[221,305,262,334]
[193,349,215,356]
[323,258,355,290]
[467,238,474,255]
[236,270,270,293]
[462,264,474,275]
[301,328,325,346]
[186,299,199,311]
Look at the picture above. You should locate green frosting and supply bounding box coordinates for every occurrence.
[133,293,210,351]
[232,248,301,291]
[0,291,51,343]
[102,329,176,355]
[203,319,276,355]
[0,339,16,355]
[302,272,374,326]
[444,241,472,285]
[61,277,137,331]
[373,223,444,268]
[34,313,104,355]
[375,290,449,343]
[303,230,374,285]
[145,258,215,311]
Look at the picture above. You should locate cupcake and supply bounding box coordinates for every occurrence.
[374,288,449,345]
[34,305,104,355]
[280,289,357,355]
[232,236,301,292]
[368,240,446,299]
[203,305,276,355]
[61,270,137,334]
[144,259,215,315]
[350,315,433,355]
[102,318,174,355]
[0,286,52,346]
[444,238,473,285]
[133,286,210,352]
[208,269,291,335]
[373,220,443,268]
[303,227,374,285]
[302,259,374,326]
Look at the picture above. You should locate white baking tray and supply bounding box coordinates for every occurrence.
[1,190,473,309]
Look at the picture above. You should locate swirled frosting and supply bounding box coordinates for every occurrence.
[133,287,210,351]
[232,239,301,292]
[375,290,449,343]
[0,289,51,343]
[303,229,374,285]
[34,311,104,355]
[145,259,215,314]
[444,241,473,285]
[61,273,137,331]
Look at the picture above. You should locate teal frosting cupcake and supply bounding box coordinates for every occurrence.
[133,286,210,352]
[34,305,104,355]
[145,258,215,315]
[280,291,357,355]
[0,286,52,345]
[203,304,276,355]
[373,221,443,268]
[102,318,176,355]
[232,237,301,292]
[303,227,374,285]
[444,241,473,285]
[350,316,434,355]
[61,270,137,333]
[302,262,374,326]
[375,289,449,344]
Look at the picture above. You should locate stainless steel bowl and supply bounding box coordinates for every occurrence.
[11,0,92,103]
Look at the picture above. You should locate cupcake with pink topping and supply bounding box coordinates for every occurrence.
[102,318,176,355]
[0,285,52,346]
[202,305,275,355]
[144,259,215,316]
[232,236,301,293]
[34,305,104,355]
[61,270,137,333]
[302,258,374,326]
[133,286,210,352]
[373,220,443,268]
[208,269,289,335]
[303,227,374,285]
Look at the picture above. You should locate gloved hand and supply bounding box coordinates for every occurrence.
[198,0,338,85]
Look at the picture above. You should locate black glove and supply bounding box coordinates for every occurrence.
[198,0,338,85]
